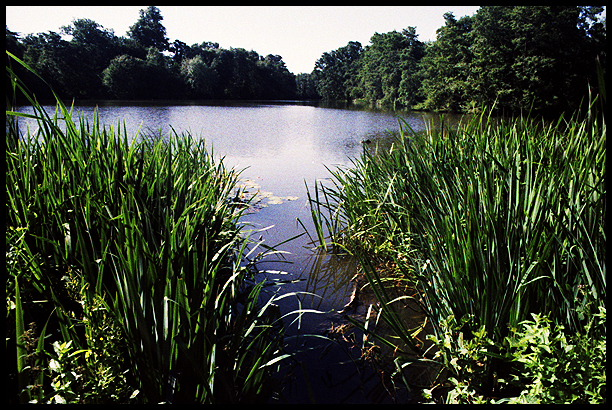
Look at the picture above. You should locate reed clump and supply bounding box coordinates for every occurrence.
[6,56,285,403]
[305,103,606,402]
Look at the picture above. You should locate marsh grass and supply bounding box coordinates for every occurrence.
[304,101,606,400]
[6,54,287,403]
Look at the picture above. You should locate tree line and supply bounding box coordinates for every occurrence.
[309,6,606,115]
[6,6,606,115]
[6,6,297,101]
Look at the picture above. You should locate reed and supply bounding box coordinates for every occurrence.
[304,101,606,397]
[6,54,285,403]
[401,109,605,339]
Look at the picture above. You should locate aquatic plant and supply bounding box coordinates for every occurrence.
[304,99,606,400]
[6,52,286,403]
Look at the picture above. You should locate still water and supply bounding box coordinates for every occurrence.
[14,100,455,403]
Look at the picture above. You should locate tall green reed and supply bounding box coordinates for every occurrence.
[304,103,606,390]
[6,53,285,403]
[400,109,606,340]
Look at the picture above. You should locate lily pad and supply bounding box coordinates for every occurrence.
[236,178,298,207]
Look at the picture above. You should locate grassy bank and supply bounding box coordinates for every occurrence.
[304,104,606,403]
[6,59,286,403]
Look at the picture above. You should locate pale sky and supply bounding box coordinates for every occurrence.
[6,6,481,74]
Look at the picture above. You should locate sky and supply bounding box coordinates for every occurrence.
[5,6,483,74]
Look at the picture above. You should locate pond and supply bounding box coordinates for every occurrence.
[14,100,460,403]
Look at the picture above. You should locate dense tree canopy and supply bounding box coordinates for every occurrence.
[354,27,425,107]
[6,6,298,101]
[312,41,363,100]
[418,12,474,112]
[308,5,605,114]
[465,6,605,114]
[6,6,606,114]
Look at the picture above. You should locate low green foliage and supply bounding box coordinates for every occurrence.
[426,307,606,404]
[503,306,606,404]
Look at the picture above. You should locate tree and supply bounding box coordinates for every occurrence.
[61,18,119,70]
[295,73,320,99]
[219,48,260,99]
[256,54,297,99]
[61,18,115,47]
[355,28,424,106]
[575,6,606,105]
[469,6,602,114]
[102,47,182,99]
[312,41,362,100]
[127,6,169,51]
[102,54,149,99]
[6,26,23,58]
[6,26,31,102]
[397,27,426,107]
[417,6,606,114]
[180,54,219,98]
[170,40,219,66]
[145,47,181,98]
[20,30,83,99]
[417,12,475,112]
[60,19,122,97]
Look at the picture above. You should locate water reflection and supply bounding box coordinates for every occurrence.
[298,250,359,313]
[261,246,417,404]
